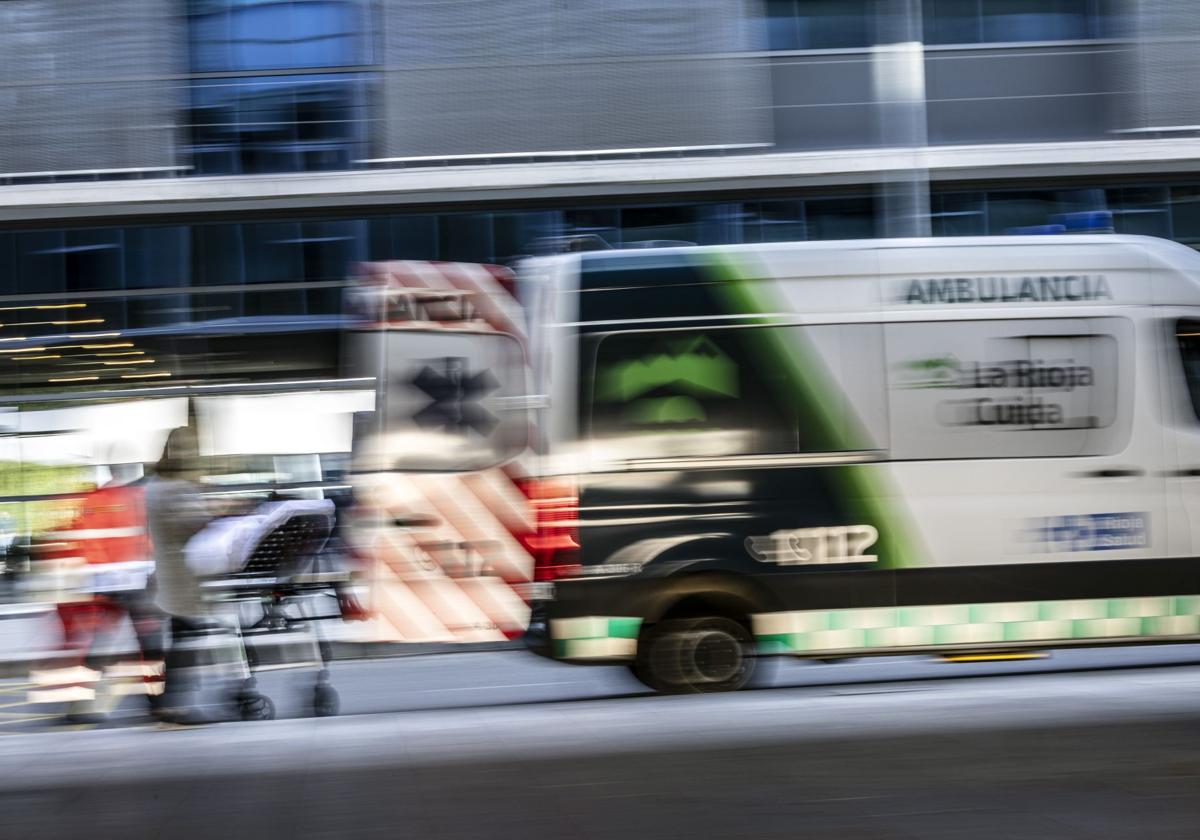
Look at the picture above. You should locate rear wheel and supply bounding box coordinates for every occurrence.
[631,616,756,694]
[238,691,275,722]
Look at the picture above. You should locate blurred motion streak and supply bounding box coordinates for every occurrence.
[345,261,535,643]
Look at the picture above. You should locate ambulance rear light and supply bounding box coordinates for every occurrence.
[517,477,580,582]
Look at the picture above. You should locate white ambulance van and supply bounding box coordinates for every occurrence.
[519,234,1200,692]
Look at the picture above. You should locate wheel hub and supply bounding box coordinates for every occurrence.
[684,629,743,684]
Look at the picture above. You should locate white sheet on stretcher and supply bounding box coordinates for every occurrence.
[184,499,335,578]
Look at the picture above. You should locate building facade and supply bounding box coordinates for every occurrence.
[5,0,1200,622]
[0,0,1196,330]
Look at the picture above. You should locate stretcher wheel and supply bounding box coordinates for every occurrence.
[313,683,339,717]
[239,692,276,722]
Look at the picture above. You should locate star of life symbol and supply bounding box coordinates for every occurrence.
[746,524,879,566]
[411,357,500,437]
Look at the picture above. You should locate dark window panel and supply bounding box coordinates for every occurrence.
[0,235,17,299]
[924,0,983,45]
[931,192,986,237]
[243,221,306,284]
[982,0,1091,43]
[187,74,372,176]
[925,0,1112,45]
[742,200,808,243]
[366,215,439,261]
[761,0,874,50]
[493,212,563,263]
[240,285,308,317]
[126,294,194,330]
[192,224,247,287]
[796,0,874,49]
[124,227,190,289]
[295,219,366,282]
[1108,187,1171,239]
[765,0,801,50]
[1170,186,1200,251]
[438,214,495,263]
[16,232,66,296]
[805,197,875,239]
[695,204,744,245]
[984,189,1078,233]
[620,205,706,245]
[563,208,621,249]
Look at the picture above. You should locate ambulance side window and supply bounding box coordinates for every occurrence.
[585,324,886,462]
[1175,319,1200,422]
[887,318,1130,459]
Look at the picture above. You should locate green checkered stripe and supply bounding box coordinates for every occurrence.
[754,596,1200,654]
[551,616,642,660]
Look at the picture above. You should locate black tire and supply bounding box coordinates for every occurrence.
[632,616,756,694]
[238,692,276,722]
[313,683,340,718]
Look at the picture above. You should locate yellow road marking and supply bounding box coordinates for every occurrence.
[941,652,1048,663]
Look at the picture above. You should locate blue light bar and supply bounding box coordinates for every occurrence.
[1005,224,1067,235]
[1050,210,1114,233]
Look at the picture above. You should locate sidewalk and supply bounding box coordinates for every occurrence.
[0,602,521,678]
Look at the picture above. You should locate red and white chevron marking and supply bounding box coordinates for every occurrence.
[348,260,538,644]
[353,466,535,643]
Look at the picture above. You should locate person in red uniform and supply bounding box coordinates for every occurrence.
[42,458,164,720]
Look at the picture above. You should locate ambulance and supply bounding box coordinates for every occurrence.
[517,234,1200,692]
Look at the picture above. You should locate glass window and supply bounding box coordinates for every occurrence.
[986,188,1108,234]
[764,0,802,51]
[742,201,807,244]
[805,197,875,240]
[493,212,564,263]
[619,205,707,247]
[982,0,1091,42]
[925,0,983,45]
[188,0,371,73]
[123,227,190,290]
[887,319,1129,459]
[926,0,1113,45]
[799,0,874,49]
[368,215,440,261]
[586,324,885,462]
[1176,319,1200,423]
[931,192,986,237]
[1108,187,1172,239]
[1170,186,1200,252]
[188,223,247,324]
[14,229,123,297]
[764,0,874,50]
[188,73,372,175]
[562,208,621,249]
[438,215,495,264]
[985,190,1064,234]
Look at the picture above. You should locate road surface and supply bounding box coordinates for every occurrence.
[0,646,1198,839]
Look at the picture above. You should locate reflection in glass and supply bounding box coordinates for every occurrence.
[188,74,372,175]
[188,0,371,73]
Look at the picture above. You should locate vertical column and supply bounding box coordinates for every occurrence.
[873,0,931,239]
